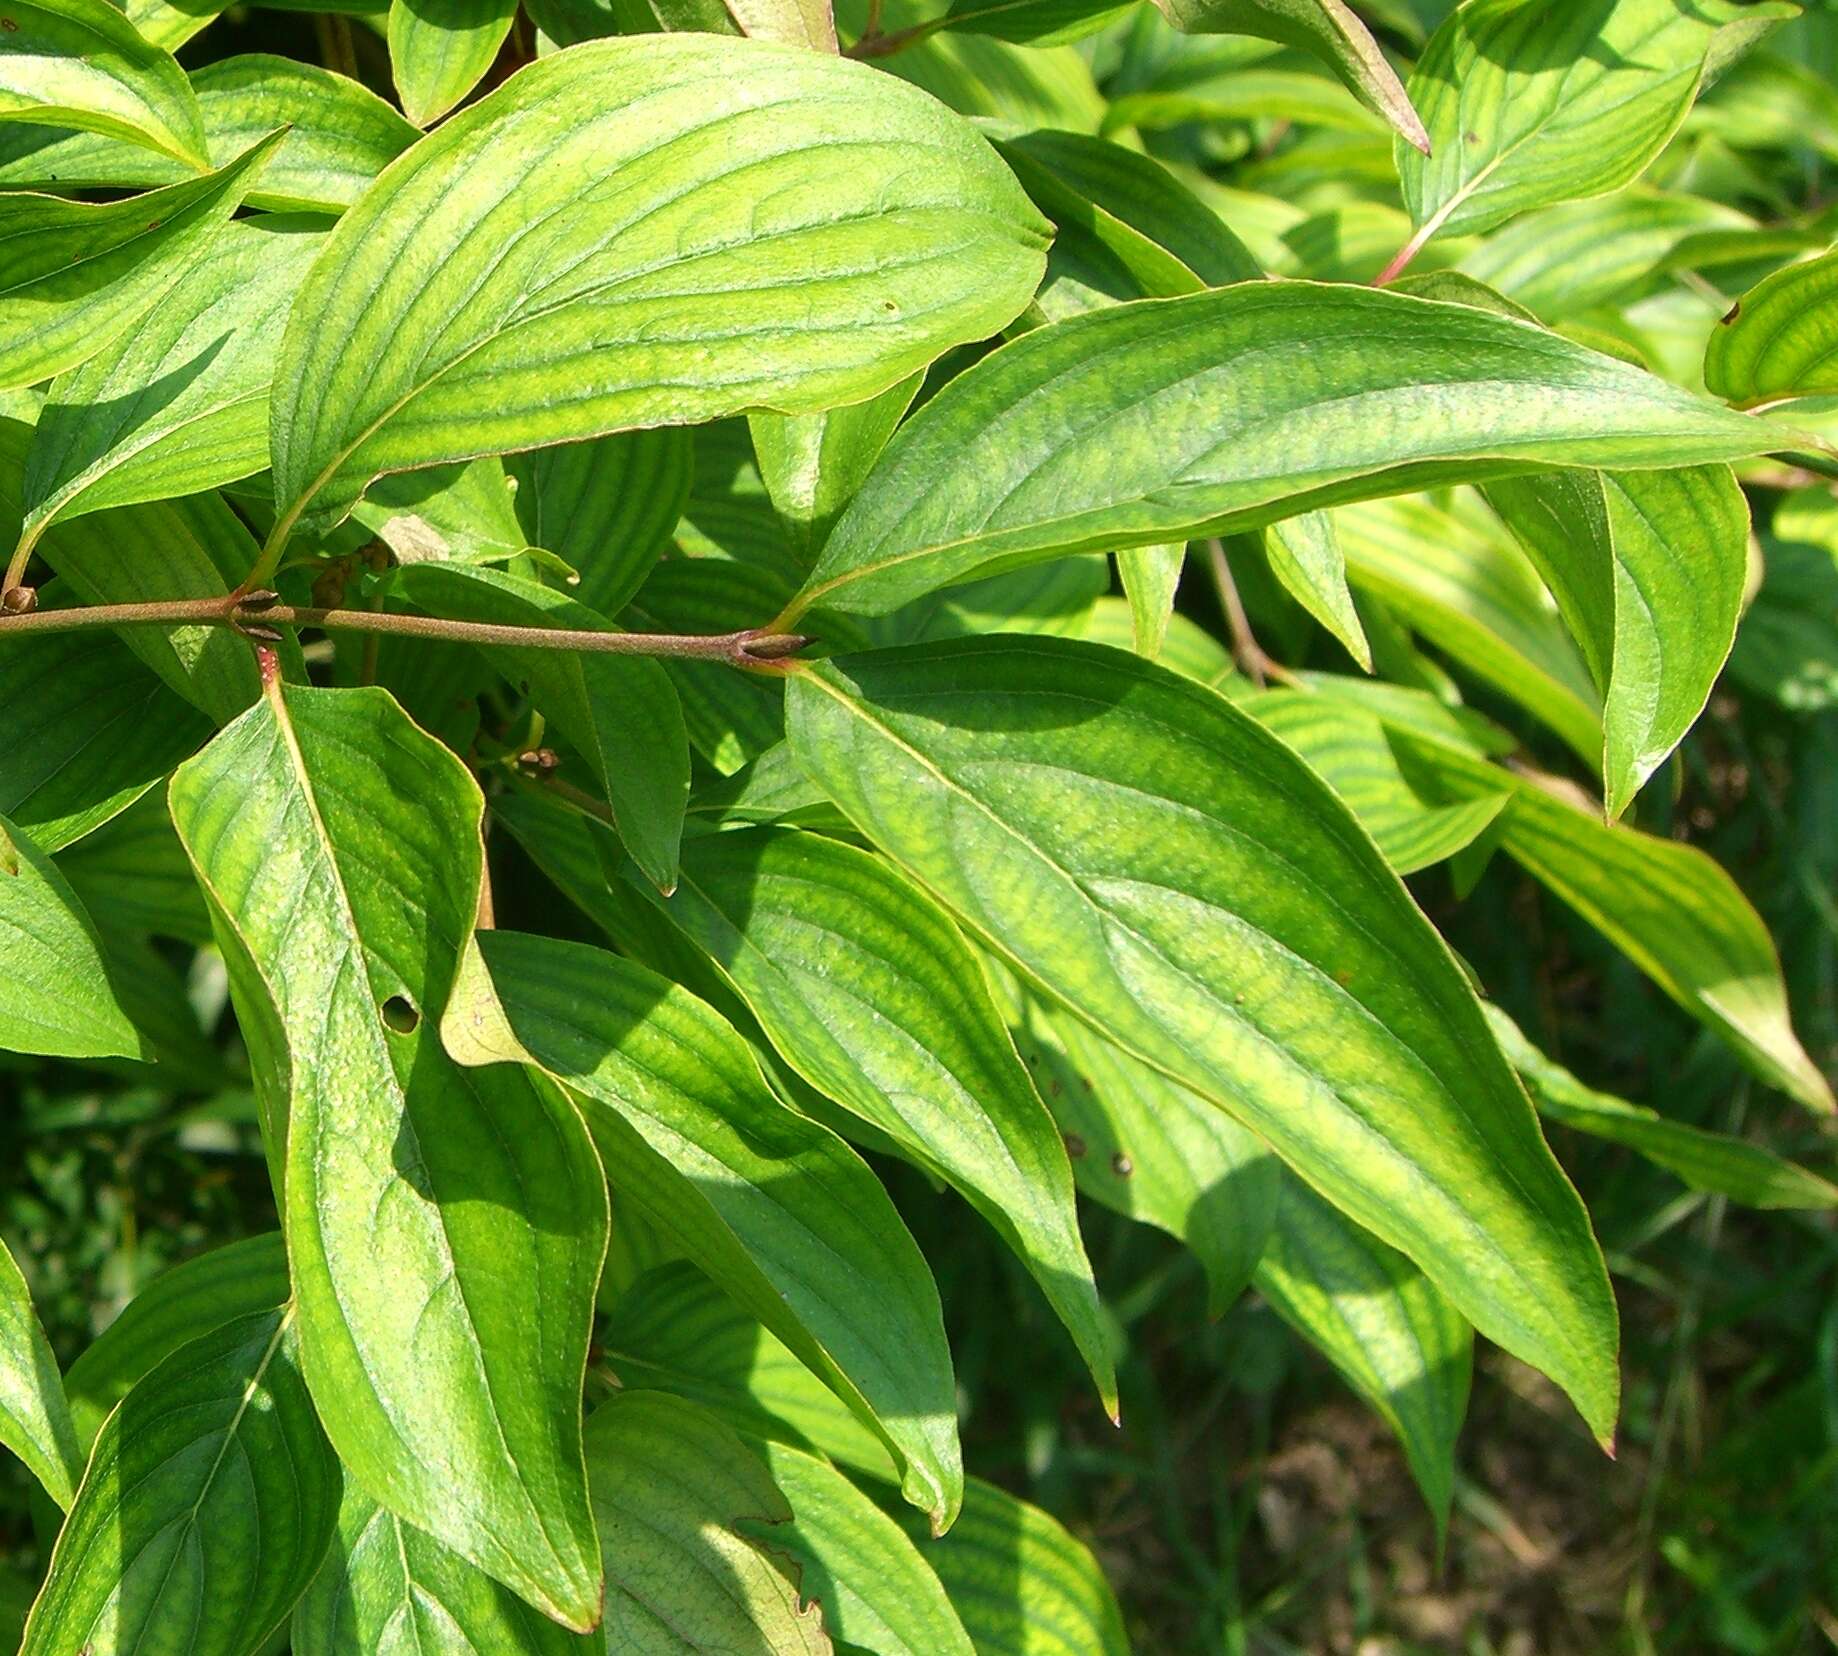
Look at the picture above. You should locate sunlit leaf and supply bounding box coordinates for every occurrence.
[1398,0,1783,249]
[890,1478,1128,1656]
[787,284,1775,623]
[20,217,324,546]
[446,926,965,1531]
[585,1392,831,1651]
[1486,465,1749,815]
[0,0,207,166]
[994,966,1277,1314]
[787,637,1620,1442]
[0,808,140,1059]
[641,824,1116,1411]
[1149,0,1428,152]
[1254,1175,1472,1534]
[169,682,608,1630]
[293,1487,595,1655]
[1705,246,1838,408]
[749,1440,974,1656]
[1396,736,1835,1115]
[0,1237,80,1510]
[389,0,518,126]
[0,131,278,391]
[267,35,1049,547]
[21,1308,341,1656]
[0,54,418,212]
[1490,1008,1838,1211]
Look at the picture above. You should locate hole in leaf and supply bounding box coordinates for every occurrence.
[381,995,421,1035]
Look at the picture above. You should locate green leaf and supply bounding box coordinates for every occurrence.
[168,682,608,1631]
[266,35,1049,548]
[890,1477,1128,1656]
[886,28,1105,135]
[447,927,965,1531]
[1253,1175,1472,1533]
[748,1440,975,1656]
[1485,465,1749,816]
[994,967,1277,1315]
[883,554,1109,648]
[1490,1007,1838,1210]
[293,1487,595,1655]
[395,563,690,891]
[1104,65,1382,140]
[1705,245,1838,409]
[0,629,210,848]
[353,455,528,568]
[750,374,922,566]
[1078,594,1241,693]
[936,0,1126,49]
[1148,0,1428,153]
[55,789,211,944]
[1398,0,1767,248]
[625,557,796,772]
[724,0,837,50]
[31,493,273,722]
[0,0,207,167]
[786,637,1620,1443]
[1261,509,1370,670]
[0,54,420,212]
[1394,736,1835,1115]
[584,1391,830,1651]
[21,1308,342,1656]
[639,824,1117,1414]
[62,1231,289,1449]
[786,284,1776,623]
[117,0,225,51]
[508,428,692,615]
[992,128,1261,288]
[390,0,518,126]
[604,1262,899,1487]
[0,808,140,1059]
[1731,488,1838,711]
[996,137,1204,321]
[19,217,324,550]
[492,788,731,1006]
[0,1237,81,1510]
[1337,491,1603,769]
[1459,190,1753,323]
[1245,687,1508,874]
[0,129,279,391]
[1115,542,1183,657]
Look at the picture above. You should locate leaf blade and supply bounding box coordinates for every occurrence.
[168,682,608,1630]
[785,637,1621,1443]
[267,34,1049,545]
[789,285,1775,621]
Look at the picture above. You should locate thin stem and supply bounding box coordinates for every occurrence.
[357,592,383,687]
[0,592,810,670]
[1205,538,1287,689]
[536,773,618,827]
[2,530,37,602]
[1373,220,1433,287]
[846,15,944,57]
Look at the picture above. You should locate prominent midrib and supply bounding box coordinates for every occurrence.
[264,696,561,1589]
[798,672,1596,1363]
